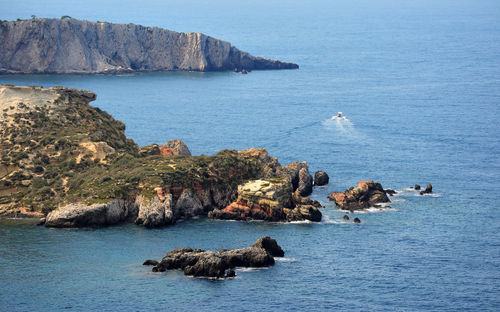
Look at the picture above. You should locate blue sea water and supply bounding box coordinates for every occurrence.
[1,0,500,311]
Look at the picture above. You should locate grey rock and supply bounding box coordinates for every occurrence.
[135,194,175,228]
[45,203,108,228]
[0,19,298,74]
[173,190,203,218]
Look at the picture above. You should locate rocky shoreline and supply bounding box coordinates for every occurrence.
[0,85,325,227]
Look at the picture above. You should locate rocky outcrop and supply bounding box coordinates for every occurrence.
[0,18,298,74]
[159,140,191,156]
[420,184,433,195]
[314,170,329,186]
[135,194,175,228]
[45,200,137,228]
[208,178,322,222]
[328,180,390,210]
[149,236,283,278]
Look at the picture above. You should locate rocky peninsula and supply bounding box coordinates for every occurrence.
[0,85,322,227]
[0,18,298,74]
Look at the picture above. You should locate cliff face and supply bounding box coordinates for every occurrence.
[0,19,298,74]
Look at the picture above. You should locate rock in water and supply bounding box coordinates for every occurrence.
[343,215,350,221]
[353,217,361,223]
[328,180,390,210]
[414,184,421,190]
[420,184,433,195]
[0,18,298,74]
[314,170,329,186]
[298,168,313,197]
[143,259,159,266]
[385,189,397,196]
[150,236,284,278]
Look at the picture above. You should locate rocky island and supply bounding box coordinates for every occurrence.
[0,18,298,74]
[0,84,322,227]
[144,236,285,279]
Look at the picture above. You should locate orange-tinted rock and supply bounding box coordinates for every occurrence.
[328,180,390,210]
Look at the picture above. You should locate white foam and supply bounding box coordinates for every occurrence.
[340,206,398,214]
[235,267,269,272]
[275,257,298,262]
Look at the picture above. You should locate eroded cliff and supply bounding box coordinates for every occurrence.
[0,18,298,74]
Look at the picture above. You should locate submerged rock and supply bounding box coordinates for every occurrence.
[314,170,329,186]
[328,181,390,211]
[149,236,283,278]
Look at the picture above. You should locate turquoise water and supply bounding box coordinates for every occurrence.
[1,0,500,311]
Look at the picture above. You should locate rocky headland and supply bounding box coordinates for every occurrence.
[0,18,298,74]
[144,236,284,278]
[0,85,322,227]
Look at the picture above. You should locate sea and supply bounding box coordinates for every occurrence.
[0,0,499,311]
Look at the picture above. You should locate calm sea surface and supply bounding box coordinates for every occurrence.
[1,0,499,311]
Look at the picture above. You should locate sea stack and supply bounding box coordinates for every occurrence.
[0,18,299,74]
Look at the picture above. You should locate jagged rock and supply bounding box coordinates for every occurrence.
[298,168,313,197]
[292,192,322,208]
[143,259,159,266]
[284,161,309,191]
[343,215,350,221]
[314,170,329,186]
[414,184,421,190]
[385,189,397,196]
[150,236,283,278]
[36,217,46,226]
[353,217,361,223]
[159,140,191,156]
[252,236,285,257]
[0,19,298,74]
[226,268,236,277]
[209,178,322,222]
[283,205,322,222]
[420,184,433,195]
[135,194,175,228]
[328,180,390,210]
[174,189,203,218]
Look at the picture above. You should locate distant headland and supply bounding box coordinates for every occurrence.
[0,18,299,74]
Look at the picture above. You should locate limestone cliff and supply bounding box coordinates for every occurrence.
[0,18,298,74]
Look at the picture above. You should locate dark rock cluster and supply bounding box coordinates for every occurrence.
[144,236,284,278]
